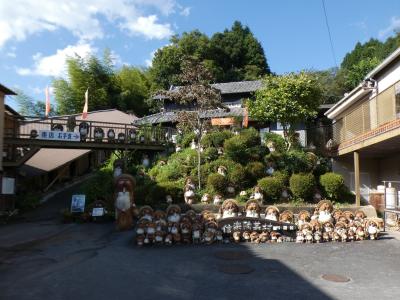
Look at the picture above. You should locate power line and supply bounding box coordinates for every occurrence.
[321,0,338,68]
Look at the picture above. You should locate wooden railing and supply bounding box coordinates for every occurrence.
[4,115,176,147]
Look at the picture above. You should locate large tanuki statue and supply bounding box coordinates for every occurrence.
[114,174,136,230]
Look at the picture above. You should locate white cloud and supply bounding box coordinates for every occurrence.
[16,42,96,77]
[123,15,172,39]
[0,0,179,48]
[379,16,400,39]
[180,7,191,17]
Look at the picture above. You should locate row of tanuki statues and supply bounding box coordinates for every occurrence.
[113,174,383,246]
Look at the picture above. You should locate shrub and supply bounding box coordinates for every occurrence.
[176,132,197,148]
[82,170,114,205]
[144,181,185,206]
[258,177,285,203]
[246,162,265,183]
[203,147,218,162]
[155,161,186,183]
[320,172,345,201]
[289,173,316,201]
[229,165,248,189]
[206,173,227,194]
[272,170,289,186]
[201,130,233,148]
[281,150,312,174]
[209,158,241,175]
[264,132,286,152]
[224,128,261,164]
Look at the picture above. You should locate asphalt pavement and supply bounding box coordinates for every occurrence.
[1,220,399,300]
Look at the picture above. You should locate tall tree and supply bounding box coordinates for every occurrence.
[161,57,223,189]
[249,72,322,150]
[53,50,151,116]
[14,89,55,117]
[149,21,270,89]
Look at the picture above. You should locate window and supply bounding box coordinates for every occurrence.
[395,83,400,118]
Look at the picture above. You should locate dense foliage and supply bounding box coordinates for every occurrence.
[289,173,316,201]
[320,172,346,201]
[149,21,270,89]
[249,72,322,150]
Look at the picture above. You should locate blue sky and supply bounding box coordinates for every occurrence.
[0,0,399,110]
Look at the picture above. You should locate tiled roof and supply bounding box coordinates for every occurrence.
[133,107,245,125]
[211,80,263,94]
[154,80,263,99]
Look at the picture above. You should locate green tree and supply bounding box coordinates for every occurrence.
[53,49,151,116]
[149,21,270,88]
[209,21,270,81]
[115,66,151,116]
[161,57,223,189]
[249,72,322,150]
[14,89,55,117]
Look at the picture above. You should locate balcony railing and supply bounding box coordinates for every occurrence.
[332,80,400,148]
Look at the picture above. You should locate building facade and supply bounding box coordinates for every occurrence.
[326,47,400,204]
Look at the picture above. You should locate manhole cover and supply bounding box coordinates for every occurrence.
[218,264,254,274]
[214,251,249,260]
[321,274,350,283]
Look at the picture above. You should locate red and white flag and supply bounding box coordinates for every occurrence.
[82,88,88,119]
[45,86,51,117]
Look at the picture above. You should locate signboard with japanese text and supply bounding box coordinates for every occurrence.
[38,130,80,142]
[71,194,86,213]
[217,217,297,234]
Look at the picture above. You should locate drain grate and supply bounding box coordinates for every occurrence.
[218,264,254,274]
[214,251,249,260]
[321,274,350,283]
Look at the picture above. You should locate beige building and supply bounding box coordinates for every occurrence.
[326,47,400,204]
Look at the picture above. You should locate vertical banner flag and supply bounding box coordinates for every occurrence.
[45,86,50,117]
[242,106,249,128]
[82,88,88,119]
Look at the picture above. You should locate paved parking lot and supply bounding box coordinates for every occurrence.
[1,220,400,300]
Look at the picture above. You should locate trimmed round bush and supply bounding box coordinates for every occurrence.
[246,162,265,183]
[229,165,248,189]
[258,177,285,203]
[281,150,313,174]
[203,147,218,162]
[289,173,316,201]
[272,170,289,186]
[206,173,227,194]
[201,130,233,148]
[264,132,286,153]
[224,128,261,163]
[320,172,345,201]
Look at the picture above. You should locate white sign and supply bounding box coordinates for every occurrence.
[1,177,15,194]
[39,130,80,142]
[71,194,86,213]
[92,207,104,217]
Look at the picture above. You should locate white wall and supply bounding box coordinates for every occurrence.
[376,58,400,93]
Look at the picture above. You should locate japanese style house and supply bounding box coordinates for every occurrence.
[326,47,400,205]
